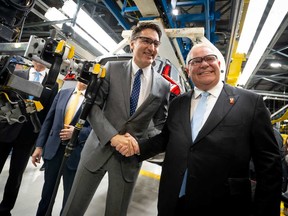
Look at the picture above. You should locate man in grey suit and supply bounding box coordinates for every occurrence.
[62,22,170,216]
[119,43,282,216]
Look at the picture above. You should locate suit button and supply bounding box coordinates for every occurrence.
[190,147,194,152]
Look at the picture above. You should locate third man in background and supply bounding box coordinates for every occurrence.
[32,81,91,215]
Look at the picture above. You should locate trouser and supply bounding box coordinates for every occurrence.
[173,195,252,216]
[0,134,36,215]
[62,154,139,216]
[36,145,76,216]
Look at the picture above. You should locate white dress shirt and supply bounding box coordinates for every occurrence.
[190,81,224,128]
[29,67,48,84]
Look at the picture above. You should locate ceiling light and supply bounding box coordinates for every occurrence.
[71,24,110,55]
[236,0,268,54]
[237,0,288,86]
[270,62,282,68]
[45,7,110,55]
[62,0,123,54]
[45,7,67,27]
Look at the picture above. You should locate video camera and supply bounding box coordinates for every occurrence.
[0,0,105,132]
[0,34,106,132]
[0,34,77,132]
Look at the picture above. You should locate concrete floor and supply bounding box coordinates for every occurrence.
[3,154,286,216]
[0,156,161,216]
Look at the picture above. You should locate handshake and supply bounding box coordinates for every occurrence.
[110,133,140,157]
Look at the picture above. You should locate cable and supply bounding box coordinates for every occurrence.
[2,0,35,11]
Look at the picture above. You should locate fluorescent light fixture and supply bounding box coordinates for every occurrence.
[236,0,268,54]
[45,7,67,26]
[62,0,124,54]
[45,7,110,55]
[73,25,110,54]
[237,0,288,86]
[270,62,282,68]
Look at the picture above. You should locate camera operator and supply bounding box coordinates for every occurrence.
[0,60,58,216]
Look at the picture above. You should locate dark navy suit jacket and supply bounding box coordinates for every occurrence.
[138,83,282,216]
[35,87,91,170]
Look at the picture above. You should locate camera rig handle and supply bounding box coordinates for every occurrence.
[64,63,106,157]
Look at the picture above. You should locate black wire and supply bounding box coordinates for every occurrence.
[3,0,35,11]
[17,12,27,41]
[2,0,36,41]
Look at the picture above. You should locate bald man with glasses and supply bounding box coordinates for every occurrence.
[118,43,282,216]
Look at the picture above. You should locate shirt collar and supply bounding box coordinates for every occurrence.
[74,87,86,95]
[193,80,224,99]
[131,60,151,80]
[31,67,47,75]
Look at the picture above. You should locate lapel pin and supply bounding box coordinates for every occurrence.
[229,97,235,105]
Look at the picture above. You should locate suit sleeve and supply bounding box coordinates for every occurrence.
[138,94,180,160]
[148,79,170,137]
[35,90,60,148]
[87,62,118,146]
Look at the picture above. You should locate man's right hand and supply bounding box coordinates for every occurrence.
[31,147,43,167]
[110,133,139,156]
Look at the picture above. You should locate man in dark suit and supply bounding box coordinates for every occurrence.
[119,43,282,216]
[62,22,170,216]
[31,81,91,215]
[0,61,58,216]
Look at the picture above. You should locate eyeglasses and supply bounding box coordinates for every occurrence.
[134,36,161,48]
[188,54,218,66]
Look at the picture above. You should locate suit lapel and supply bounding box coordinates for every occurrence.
[121,60,132,117]
[181,91,194,143]
[193,84,239,144]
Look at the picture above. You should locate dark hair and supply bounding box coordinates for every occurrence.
[131,22,162,41]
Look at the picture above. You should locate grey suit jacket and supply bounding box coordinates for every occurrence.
[81,60,170,182]
[138,83,282,216]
